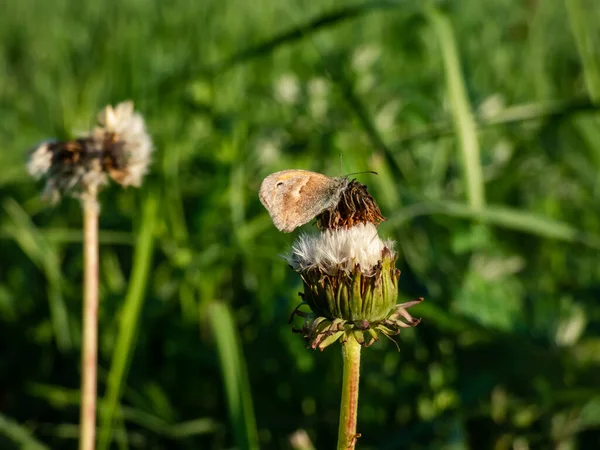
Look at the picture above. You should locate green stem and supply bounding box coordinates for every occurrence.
[337,336,361,450]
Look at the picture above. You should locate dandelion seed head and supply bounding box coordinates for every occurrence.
[27,100,152,204]
[286,223,395,275]
[28,139,107,203]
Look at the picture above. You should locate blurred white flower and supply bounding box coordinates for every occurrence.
[308,77,329,120]
[356,72,376,94]
[286,222,395,275]
[478,94,505,120]
[375,99,403,134]
[351,45,381,73]
[308,77,328,97]
[289,429,315,450]
[555,302,586,347]
[274,73,300,104]
[256,137,281,166]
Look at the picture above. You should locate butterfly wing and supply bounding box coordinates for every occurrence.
[259,170,347,232]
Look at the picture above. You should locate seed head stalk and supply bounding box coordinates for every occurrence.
[337,337,361,450]
[80,193,99,450]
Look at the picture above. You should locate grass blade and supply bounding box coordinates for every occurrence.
[213,0,403,73]
[388,200,600,249]
[0,227,134,246]
[206,301,259,450]
[426,6,485,209]
[98,194,159,450]
[0,412,50,450]
[327,66,403,181]
[153,0,406,96]
[393,97,600,144]
[2,198,71,351]
[565,0,600,103]
[30,382,220,440]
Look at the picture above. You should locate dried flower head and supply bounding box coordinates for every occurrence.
[316,179,385,231]
[28,138,107,204]
[285,179,422,350]
[27,101,152,205]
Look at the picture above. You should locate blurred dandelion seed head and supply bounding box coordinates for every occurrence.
[351,44,381,72]
[274,73,300,105]
[27,138,107,204]
[93,101,153,187]
[27,101,152,204]
[27,141,54,179]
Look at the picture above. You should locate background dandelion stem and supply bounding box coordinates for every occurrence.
[80,196,100,450]
[337,337,361,450]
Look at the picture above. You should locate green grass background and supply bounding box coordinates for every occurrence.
[1,0,600,448]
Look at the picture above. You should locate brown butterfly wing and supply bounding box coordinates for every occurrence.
[259,170,347,232]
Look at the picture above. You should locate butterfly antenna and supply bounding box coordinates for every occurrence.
[345,170,378,177]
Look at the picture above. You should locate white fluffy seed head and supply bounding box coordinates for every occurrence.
[93,100,153,187]
[27,140,108,204]
[27,101,152,205]
[286,223,395,275]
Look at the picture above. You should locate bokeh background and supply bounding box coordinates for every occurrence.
[1,0,600,449]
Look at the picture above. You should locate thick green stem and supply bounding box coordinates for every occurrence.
[80,197,99,450]
[337,336,361,450]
